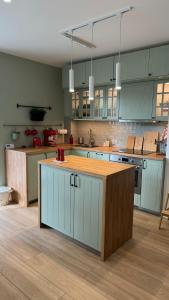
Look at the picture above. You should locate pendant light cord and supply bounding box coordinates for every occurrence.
[119,13,123,61]
[90,23,94,76]
[70,30,73,70]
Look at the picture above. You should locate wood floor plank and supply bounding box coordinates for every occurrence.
[0,203,169,300]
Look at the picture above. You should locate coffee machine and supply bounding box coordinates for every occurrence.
[43,129,58,146]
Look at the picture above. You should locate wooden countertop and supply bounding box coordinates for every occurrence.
[6,144,165,161]
[39,155,135,178]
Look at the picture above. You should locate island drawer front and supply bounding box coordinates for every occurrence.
[41,165,74,237]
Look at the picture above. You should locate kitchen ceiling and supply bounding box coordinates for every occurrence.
[0,0,169,67]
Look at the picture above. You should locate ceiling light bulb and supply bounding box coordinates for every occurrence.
[115,62,121,90]
[69,69,74,93]
[3,0,12,2]
[89,75,94,100]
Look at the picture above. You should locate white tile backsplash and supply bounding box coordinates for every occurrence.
[71,121,166,147]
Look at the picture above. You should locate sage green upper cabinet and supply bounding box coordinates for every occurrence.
[86,56,114,85]
[149,45,169,77]
[119,81,154,120]
[74,62,87,88]
[114,49,149,81]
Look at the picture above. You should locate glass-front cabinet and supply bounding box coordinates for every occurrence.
[71,86,119,120]
[155,81,169,121]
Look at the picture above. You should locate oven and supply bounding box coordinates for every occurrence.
[110,154,143,195]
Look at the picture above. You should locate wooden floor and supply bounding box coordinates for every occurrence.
[0,204,169,300]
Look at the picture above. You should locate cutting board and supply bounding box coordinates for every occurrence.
[134,136,143,153]
[126,135,135,150]
[143,131,159,152]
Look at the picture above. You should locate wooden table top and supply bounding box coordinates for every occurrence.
[6,144,165,161]
[38,155,135,178]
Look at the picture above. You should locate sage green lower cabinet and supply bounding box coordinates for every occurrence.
[134,194,141,207]
[46,152,56,159]
[71,150,88,157]
[40,165,103,251]
[73,173,103,251]
[27,153,46,202]
[41,166,74,237]
[141,159,164,213]
[89,151,109,161]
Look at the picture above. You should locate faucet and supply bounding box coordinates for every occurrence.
[88,129,95,147]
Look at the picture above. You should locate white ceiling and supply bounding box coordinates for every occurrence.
[0,0,169,67]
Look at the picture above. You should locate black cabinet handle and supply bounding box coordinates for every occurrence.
[110,78,113,82]
[70,173,74,187]
[96,153,103,156]
[74,174,80,188]
[148,73,152,77]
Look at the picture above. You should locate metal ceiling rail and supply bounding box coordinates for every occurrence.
[61,6,133,35]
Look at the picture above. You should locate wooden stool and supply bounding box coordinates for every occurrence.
[159,193,169,229]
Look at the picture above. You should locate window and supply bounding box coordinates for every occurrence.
[156,82,169,118]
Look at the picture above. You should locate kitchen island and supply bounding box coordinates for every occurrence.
[38,155,135,260]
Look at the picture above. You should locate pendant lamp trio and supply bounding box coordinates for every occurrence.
[69,13,123,99]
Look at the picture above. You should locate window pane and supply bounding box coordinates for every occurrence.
[108,88,113,97]
[163,94,169,104]
[157,83,163,93]
[164,83,169,93]
[100,89,103,97]
[113,89,117,97]
[156,94,162,106]
[156,107,161,117]
[163,109,169,116]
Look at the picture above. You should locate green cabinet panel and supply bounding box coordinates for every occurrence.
[141,159,164,213]
[115,49,149,81]
[119,81,154,120]
[86,56,114,85]
[27,153,46,202]
[134,194,141,207]
[73,173,103,251]
[41,166,74,237]
[74,62,87,88]
[41,166,103,251]
[71,150,88,157]
[46,152,57,159]
[89,151,109,161]
[149,45,169,77]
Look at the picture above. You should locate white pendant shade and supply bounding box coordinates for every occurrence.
[115,62,121,90]
[69,69,74,93]
[89,75,94,100]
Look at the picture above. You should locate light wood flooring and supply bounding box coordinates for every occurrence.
[0,203,169,300]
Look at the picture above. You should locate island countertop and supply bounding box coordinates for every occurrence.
[38,155,135,178]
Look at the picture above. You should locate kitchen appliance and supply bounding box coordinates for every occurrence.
[33,137,42,147]
[43,129,58,146]
[110,154,144,195]
[78,137,84,144]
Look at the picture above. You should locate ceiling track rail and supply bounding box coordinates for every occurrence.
[61,6,133,48]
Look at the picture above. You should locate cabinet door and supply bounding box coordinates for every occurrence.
[41,166,74,237]
[119,81,154,120]
[71,150,88,157]
[27,153,46,202]
[90,152,109,161]
[115,49,149,81]
[46,152,57,159]
[149,45,169,77]
[105,87,119,120]
[74,62,87,88]
[73,173,103,251]
[86,57,114,85]
[141,160,164,213]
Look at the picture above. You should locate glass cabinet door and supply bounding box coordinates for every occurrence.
[82,90,91,118]
[92,88,104,119]
[72,91,80,119]
[156,82,169,121]
[106,87,118,119]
